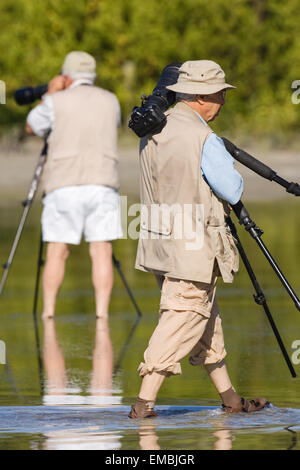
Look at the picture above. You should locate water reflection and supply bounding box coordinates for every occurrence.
[42,318,68,401]
[90,318,114,395]
[42,317,121,405]
[213,429,232,450]
[285,427,298,450]
[0,199,299,450]
[136,415,233,450]
[42,428,122,451]
[41,317,122,449]
[138,422,160,450]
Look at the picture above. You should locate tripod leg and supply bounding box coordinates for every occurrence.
[261,299,296,378]
[32,231,44,394]
[112,253,143,317]
[0,205,31,296]
[111,254,143,371]
[233,201,300,311]
[33,232,44,320]
[4,359,19,396]
[254,236,300,311]
[0,140,48,297]
[227,216,296,378]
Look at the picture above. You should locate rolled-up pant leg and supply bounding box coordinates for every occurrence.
[139,309,210,376]
[189,298,226,367]
[138,276,226,377]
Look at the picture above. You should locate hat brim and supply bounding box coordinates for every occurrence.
[166,82,235,94]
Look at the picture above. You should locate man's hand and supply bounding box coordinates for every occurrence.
[47,75,66,94]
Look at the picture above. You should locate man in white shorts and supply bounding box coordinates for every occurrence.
[26,51,122,321]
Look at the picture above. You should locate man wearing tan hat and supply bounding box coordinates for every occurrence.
[26,51,122,326]
[129,60,268,417]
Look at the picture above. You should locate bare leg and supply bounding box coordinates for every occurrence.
[42,242,69,319]
[204,360,242,409]
[204,360,234,395]
[139,371,167,402]
[204,360,268,412]
[89,241,114,319]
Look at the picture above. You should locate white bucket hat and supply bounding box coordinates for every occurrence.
[166,60,235,95]
[61,51,96,80]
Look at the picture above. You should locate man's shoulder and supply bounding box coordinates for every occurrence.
[165,103,212,138]
[85,85,119,101]
[54,85,119,104]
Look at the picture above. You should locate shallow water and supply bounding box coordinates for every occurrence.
[0,403,299,450]
[0,199,299,450]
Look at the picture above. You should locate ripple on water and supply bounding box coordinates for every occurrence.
[0,404,299,435]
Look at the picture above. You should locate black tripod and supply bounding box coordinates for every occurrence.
[0,140,48,395]
[223,136,300,311]
[0,139,48,296]
[227,213,297,378]
[221,138,300,377]
[232,201,300,313]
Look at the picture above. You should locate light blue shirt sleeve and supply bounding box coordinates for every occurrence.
[201,133,243,205]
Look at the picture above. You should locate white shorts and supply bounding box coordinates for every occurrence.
[42,185,123,245]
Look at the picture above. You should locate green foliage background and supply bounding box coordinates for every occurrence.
[1,0,300,143]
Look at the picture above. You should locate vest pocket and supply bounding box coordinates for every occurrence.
[139,203,175,270]
[209,225,239,282]
[140,203,173,238]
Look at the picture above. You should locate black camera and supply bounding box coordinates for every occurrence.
[14,84,48,106]
[128,62,181,137]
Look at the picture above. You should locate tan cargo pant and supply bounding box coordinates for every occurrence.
[138,268,226,377]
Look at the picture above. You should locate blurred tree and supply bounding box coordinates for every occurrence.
[0,0,299,143]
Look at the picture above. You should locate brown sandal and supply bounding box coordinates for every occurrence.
[222,397,269,413]
[128,405,158,419]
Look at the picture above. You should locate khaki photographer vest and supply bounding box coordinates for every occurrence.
[41,85,120,194]
[135,102,239,283]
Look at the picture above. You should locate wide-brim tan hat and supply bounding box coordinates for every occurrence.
[62,51,96,77]
[166,60,235,95]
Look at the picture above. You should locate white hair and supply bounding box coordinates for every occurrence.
[64,71,96,83]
